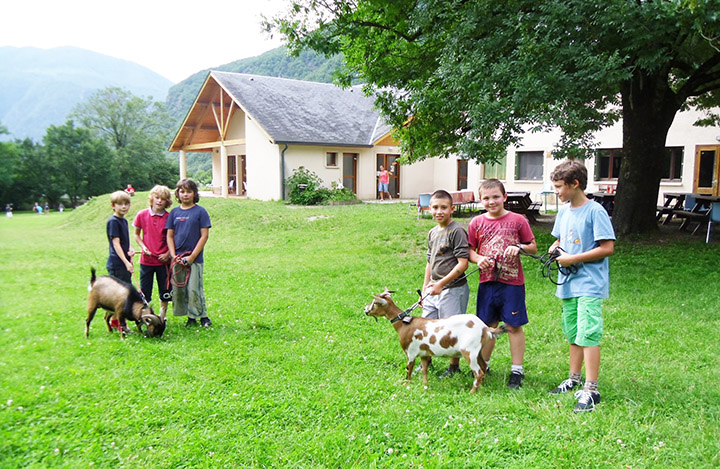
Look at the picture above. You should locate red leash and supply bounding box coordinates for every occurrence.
[169,251,194,288]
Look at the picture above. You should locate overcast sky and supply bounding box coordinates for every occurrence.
[1,0,288,83]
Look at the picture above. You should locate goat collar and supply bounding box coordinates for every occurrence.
[390,309,413,324]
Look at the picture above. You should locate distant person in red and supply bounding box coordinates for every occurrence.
[377,165,392,201]
[125,184,135,196]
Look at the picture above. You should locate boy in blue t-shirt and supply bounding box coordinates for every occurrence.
[548,161,615,413]
[166,178,212,327]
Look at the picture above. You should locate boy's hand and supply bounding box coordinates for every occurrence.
[158,252,170,263]
[425,282,443,296]
[555,251,576,267]
[125,261,134,273]
[142,246,152,256]
[504,245,521,257]
[476,256,495,272]
[128,248,136,258]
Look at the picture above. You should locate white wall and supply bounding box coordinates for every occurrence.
[246,116,281,200]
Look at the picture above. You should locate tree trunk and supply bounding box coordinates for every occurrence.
[612,72,679,235]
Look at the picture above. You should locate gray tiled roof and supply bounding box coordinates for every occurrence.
[211,71,391,146]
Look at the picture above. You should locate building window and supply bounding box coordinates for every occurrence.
[661,147,683,181]
[595,148,623,180]
[596,147,682,181]
[515,151,544,180]
[483,156,507,180]
[326,152,338,167]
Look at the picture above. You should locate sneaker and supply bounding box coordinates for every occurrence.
[573,389,601,413]
[412,360,433,376]
[439,366,460,379]
[186,318,198,327]
[550,378,583,394]
[508,371,524,389]
[200,317,212,328]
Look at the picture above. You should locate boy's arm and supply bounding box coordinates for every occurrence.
[556,239,614,267]
[134,227,151,256]
[112,237,134,273]
[426,257,468,295]
[423,262,432,291]
[167,229,176,258]
[506,238,538,257]
[185,227,209,265]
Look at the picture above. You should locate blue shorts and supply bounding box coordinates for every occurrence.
[378,182,389,192]
[476,282,528,327]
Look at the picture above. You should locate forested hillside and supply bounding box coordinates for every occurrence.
[0,46,172,142]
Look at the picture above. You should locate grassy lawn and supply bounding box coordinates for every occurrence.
[1,195,719,467]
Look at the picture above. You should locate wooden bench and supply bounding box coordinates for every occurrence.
[656,192,685,224]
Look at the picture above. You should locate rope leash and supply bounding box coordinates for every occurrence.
[392,266,481,322]
[517,246,578,285]
[169,251,194,288]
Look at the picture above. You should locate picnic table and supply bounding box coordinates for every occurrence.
[675,194,720,234]
[505,192,541,223]
[656,192,686,225]
[450,190,479,213]
[589,192,615,216]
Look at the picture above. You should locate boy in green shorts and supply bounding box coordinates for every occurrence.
[548,161,615,413]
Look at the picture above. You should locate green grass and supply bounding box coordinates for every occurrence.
[1,195,719,467]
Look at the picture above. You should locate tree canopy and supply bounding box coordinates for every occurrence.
[0,87,178,210]
[266,0,720,234]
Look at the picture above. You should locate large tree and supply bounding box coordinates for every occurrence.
[44,121,115,207]
[71,87,177,190]
[266,0,720,234]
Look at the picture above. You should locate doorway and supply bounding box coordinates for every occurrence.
[343,153,358,193]
[227,155,247,195]
[376,154,400,199]
[457,160,468,190]
[694,146,720,196]
[227,154,237,195]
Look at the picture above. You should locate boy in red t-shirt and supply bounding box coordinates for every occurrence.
[133,185,173,320]
[468,179,537,389]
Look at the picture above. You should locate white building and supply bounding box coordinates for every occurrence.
[169,72,720,203]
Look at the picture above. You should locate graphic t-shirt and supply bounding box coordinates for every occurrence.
[468,211,535,285]
[166,205,212,264]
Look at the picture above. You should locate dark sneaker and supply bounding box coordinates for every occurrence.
[439,366,460,379]
[573,389,601,413]
[200,317,212,328]
[412,360,433,376]
[508,371,524,389]
[186,318,198,327]
[550,378,583,394]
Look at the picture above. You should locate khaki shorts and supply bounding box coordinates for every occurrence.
[561,297,603,347]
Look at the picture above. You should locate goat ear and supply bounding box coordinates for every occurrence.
[372,296,388,307]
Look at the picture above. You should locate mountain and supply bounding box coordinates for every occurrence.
[166,47,343,123]
[0,46,173,142]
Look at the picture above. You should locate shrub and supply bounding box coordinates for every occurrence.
[285,167,357,205]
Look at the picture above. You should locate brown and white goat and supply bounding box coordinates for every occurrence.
[364,289,506,393]
[86,268,165,339]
